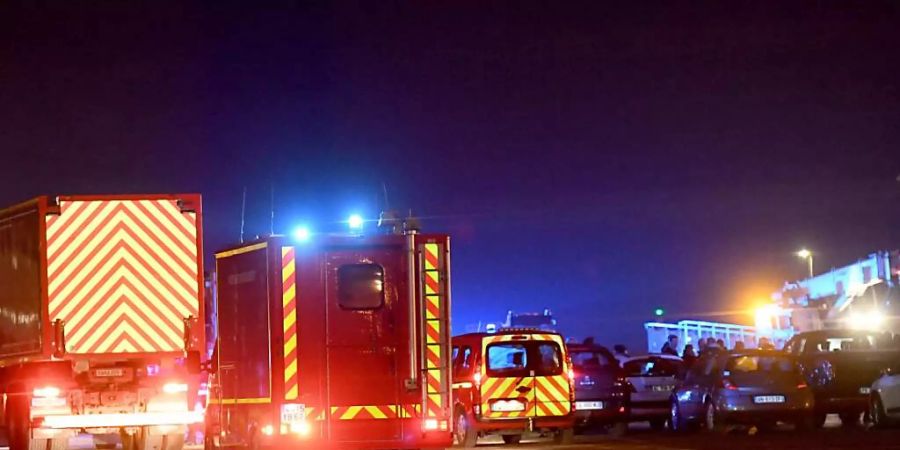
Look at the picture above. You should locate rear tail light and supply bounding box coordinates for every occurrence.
[720,378,738,391]
[163,382,189,394]
[33,387,61,398]
[797,382,808,389]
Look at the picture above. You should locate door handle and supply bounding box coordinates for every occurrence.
[516,386,532,394]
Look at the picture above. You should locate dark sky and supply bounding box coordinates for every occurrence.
[2,1,899,349]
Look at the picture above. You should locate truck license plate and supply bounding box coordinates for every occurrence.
[575,401,604,410]
[281,404,306,423]
[94,368,125,377]
[753,395,785,404]
[652,385,674,392]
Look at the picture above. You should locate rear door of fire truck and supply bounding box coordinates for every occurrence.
[324,243,404,443]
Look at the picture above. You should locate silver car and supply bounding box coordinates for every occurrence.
[622,354,684,430]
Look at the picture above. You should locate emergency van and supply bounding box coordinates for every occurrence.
[450,330,575,446]
[204,227,453,449]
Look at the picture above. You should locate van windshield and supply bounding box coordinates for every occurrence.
[486,341,563,377]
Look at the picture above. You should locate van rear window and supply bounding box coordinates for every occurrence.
[486,341,564,376]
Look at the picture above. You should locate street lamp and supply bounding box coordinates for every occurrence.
[796,249,814,277]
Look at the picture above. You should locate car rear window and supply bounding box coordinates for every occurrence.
[486,341,564,376]
[571,351,615,369]
[623,357,683,377]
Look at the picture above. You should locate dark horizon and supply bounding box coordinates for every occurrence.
[2,1,899,350]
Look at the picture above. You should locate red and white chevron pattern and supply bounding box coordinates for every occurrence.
[46,199,200,354]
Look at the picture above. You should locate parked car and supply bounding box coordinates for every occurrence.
[566,341,630,436]
[622,354,684,429]
[785,329,899,427]
[869,360,900,428]
[451,330,575,447]
[669,350,815,432]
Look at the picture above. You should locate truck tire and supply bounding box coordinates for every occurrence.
[501,433,521,444]
[453,409,477,448]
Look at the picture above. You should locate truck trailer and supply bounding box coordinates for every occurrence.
[0,195,206,450]
[205,228,453,449]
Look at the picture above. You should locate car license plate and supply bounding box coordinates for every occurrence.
[575,401,604,410]
[860,387,871,395]
[753,395,785,404]
[652,385,674,392]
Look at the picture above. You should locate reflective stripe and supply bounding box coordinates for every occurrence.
[282,246,299,400]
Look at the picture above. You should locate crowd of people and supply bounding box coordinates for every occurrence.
[656,334,776,367]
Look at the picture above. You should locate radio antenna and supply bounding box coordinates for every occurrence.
[381,181,390,210]
[240,186,247,243]
[269,182,275,235]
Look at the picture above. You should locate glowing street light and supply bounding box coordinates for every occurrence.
[796,248,814,277]
[348,214,364,230]
[292,226,311,242]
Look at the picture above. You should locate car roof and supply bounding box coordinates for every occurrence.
[622,354,684,363]
[565,343,612,353]
[453,330,564,340]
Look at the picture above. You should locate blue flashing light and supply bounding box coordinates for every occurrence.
[348,214,364,230]
[292,226,312,242]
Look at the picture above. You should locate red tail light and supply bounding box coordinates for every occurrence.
[796,382,808,389]
[720,378,738,390]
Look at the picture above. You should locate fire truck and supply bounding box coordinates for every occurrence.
[0,195,206,450]
[205,223,453,449]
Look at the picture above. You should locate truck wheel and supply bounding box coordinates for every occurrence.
[453,410,477,448]
[7,394,30,450]
[501,433,521,444]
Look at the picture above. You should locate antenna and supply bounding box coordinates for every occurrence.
[381,181,390,210]
[269,182,275,235]
[240,186,247,243]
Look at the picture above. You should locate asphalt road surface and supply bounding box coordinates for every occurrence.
[3,420,900,449]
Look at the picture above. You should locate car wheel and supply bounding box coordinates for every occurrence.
[649,418,667,431]
[871,395,891,429]
[501,433,521,444]
[704,401,725,433]
[454,409,477,448]
[669,401,686,433]
[813,413,827,429]
[840,412,861,427]
[552,428,574,445]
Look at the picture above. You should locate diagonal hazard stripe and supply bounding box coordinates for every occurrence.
[65,278,183,350]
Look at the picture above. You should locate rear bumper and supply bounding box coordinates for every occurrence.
[815,395,868,414]
[629,400,670,419]
[573,399,628,425]
[474,416,575,432]
[38,411,203,429]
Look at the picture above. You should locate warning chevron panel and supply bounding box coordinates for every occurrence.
[46,199,200,354]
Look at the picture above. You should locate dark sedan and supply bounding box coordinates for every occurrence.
[669,350,815,432]
[567,341,631,436]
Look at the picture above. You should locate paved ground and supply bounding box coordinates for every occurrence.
[3,419,900,449]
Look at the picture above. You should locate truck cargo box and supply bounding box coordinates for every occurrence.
[0,194,204,363]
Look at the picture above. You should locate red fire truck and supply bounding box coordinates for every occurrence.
[0,194,206,450]
[205,227,453,449]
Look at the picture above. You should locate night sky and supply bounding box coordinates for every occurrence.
[2,2,899,349]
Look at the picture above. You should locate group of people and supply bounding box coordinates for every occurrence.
[658,334,776,367]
